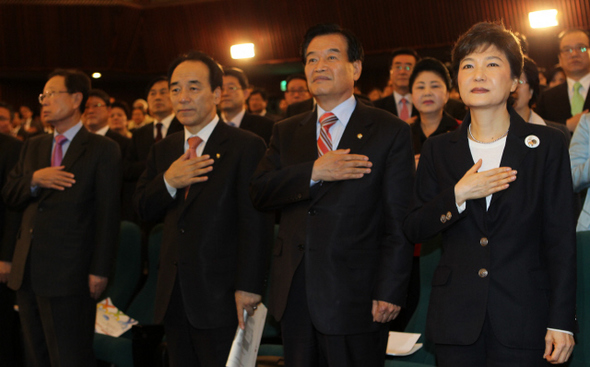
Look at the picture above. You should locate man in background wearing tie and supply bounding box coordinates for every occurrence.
[251,24,415,367]
[2,69,121,366]
[134,51,272,367]
[536,29,590,131]
[374,48,420,123]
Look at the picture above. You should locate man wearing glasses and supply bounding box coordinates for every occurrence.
[220,67,275,144]
[374,48,420,122]
[537,29,590,132]
[2,69,121,366]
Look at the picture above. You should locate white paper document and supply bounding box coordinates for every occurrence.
[95,297,138,337]
[226,303,268,367]
[386,331,423,356]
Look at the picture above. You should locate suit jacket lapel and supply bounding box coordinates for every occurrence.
[293,109,318,164]
[490,108,531,206]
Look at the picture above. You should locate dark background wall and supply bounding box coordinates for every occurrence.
[0,0,588,114]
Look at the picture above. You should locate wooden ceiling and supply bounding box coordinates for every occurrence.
[0,0,588,108]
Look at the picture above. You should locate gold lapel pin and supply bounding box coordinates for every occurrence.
[216,153,221,159]
[357,134,363,139]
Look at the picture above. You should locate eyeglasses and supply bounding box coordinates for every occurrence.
[39,90,71,103]
[286,89,308,94]
[518,80,529,85]
[392,65,413,72]
[222,86,242,92]
[560,46,588,55]
[85,103,107,109]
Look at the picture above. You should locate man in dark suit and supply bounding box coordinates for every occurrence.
[220,67,275,144]
[16,105,44,140]
[374,48,420,122]
[536,29,590,131]
[84,89,130,153]
[124,76,183,183]
[2,69,121,366]
[135,51,272,367]
[250,24,415,367]
[247,88,282,122]
[0,123,23,367]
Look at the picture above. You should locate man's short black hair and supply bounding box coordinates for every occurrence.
[390,48,420,67]
[145,76,169,98]
[111,100,131,119]
[223,67,249,90]
[0,101,15,120]
[300,23,364,64]
[558,29,590,46]
[48,69,91,113]
[167,51,224,91]
[88,89,111,107]
[249,88,268,101]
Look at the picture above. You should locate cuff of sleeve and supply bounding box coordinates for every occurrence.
[456,201,466,214]
[547,328,574,336]
[163,176,177,198]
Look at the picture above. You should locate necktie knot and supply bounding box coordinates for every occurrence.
[187,136,203,151]
[155,122,163,142]
[55,134,67,145]
[320,112,338,129]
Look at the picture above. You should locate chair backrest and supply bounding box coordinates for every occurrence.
[569,231,590,366]
[126,223,164,324]
[101,221,142,311]
[397,235,441,365]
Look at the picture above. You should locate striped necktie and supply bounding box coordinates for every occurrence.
[318,112,338,157]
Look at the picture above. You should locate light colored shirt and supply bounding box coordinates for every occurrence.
[164,115,219,198]
[528,111,547,126]
[393,91,413,117]
[222,108,246,128]
[153,113,175,139]
[53,121,83,158]
[93,125,109,136]
[566,73,590,103]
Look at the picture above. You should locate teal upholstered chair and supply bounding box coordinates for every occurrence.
[386,235,441,367]
[94,223,164,367]
[567,231,590,366]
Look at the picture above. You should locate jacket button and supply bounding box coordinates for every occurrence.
[38,207,43,212]
[180,228,185,234]
[309,209,316,216]
[478,268,488,278]
[298,244,304,251]
[480,237,489,246]
[29,228,34,234]
[440,214,447,223]
[446,211,452,220]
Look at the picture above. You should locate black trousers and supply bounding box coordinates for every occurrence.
[0,283,23,367]
[163,280,236,367]
[436,312,550,367]
[16,281,96,367]
[281,260,389,367]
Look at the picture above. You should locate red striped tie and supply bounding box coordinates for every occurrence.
[184,136,203,199]
[318,112,338,157]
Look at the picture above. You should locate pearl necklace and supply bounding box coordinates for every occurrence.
[468,124,509,144]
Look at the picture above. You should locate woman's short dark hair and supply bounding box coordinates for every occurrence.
[409,57,452,91]
[167,51,224,91]
[300,23,364,64]
[521,56,541,108]
[48,69,91,113]
[111,100,131,119]
[452,22,523,81]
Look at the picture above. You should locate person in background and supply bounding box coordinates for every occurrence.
[547,65,567,89]
[512,56,570,143]
[404,22,576,366]
[109,100,132,138]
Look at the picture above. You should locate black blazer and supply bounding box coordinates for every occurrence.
[403,108,577,349]
[0,134,23,262]
[251,100,415,335]
[105,128,131,156]
[373,94,419,118]
[285,98,315,118]
[134,122,272,328]
[239,112,275,145]
[536,82,590,124]
[2,127,121,297]
[124,118,183,182]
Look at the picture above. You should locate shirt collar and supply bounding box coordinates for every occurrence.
[94,125,110,136]
[393,91,412,105]
[184,114,219,146]
[155,113,175,127]
[567,73,590,92]
[316,95,357,127]
[221,108,246,127]
[55,121,83,141]
[528,111,547,126]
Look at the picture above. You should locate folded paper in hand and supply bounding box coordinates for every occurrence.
[95,297,138,337]
[226,303,268,367]
[386,331,423,356]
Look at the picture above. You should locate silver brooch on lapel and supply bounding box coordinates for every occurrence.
[525,135,540,148]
